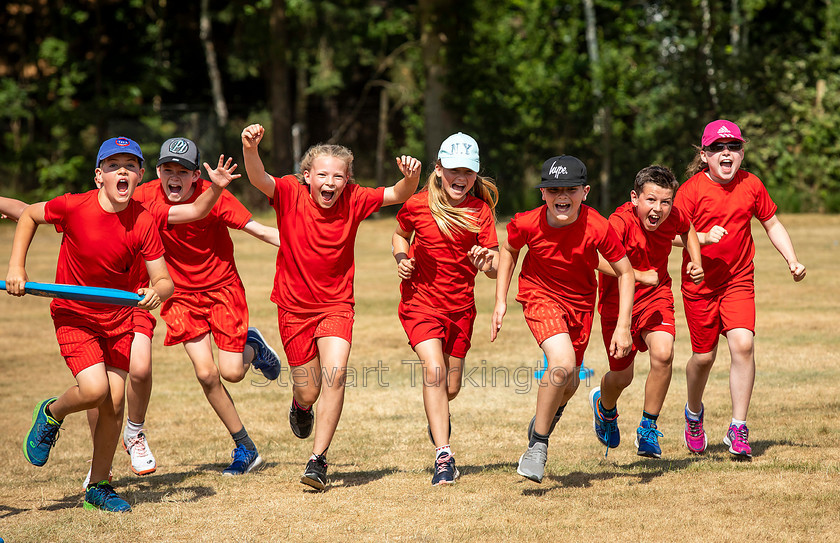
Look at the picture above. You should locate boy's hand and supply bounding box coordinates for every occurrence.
[609,327,632,359]
[204,155,241,189]
[395,155,421,182]
[635,269,659,287]
[136,287,162,311]
[396,256,416,280]
[242,124,265,150]
[491,302,506,342]
[686,262,704,284]
[705,225,727,244]
[789,261,806,282]
[468,245,494,272]
[4,266,28,296]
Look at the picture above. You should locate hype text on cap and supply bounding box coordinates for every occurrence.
[536,155,587,188]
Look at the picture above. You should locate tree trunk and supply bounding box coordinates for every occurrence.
[375,85,390,187]
[419,0,454,162]
[700,0,719,109]
[199,0,228,128]
[583,0,612,210]
[269,0,294,174]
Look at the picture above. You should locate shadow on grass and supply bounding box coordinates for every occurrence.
[326,466,399,489]
[452,462,518,477]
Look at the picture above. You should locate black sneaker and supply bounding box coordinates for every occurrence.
[300,454,328,490]
[289,401,314,439]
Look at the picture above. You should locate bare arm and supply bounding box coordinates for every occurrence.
[166,156,241,224]
[673,225,726,246]
[241,124,278,199]
[762,214,806,281]
[491,241,520,342]
[608,256,634,359]
[5,203,47,295]
[680,224,705,284]
[137,256,174,310]
[596,253,658,286]
[392,228,415,280]
[0,196,29,221]
[241,219,281,248]
[382,156,422,207]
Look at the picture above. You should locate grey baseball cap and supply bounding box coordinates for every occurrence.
[157,137,200,171]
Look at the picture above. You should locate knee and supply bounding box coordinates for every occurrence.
[129,364,152,385]
[295,386,320,406]
[613,369,635,389]
[195,366,221,390]
[220,366,246,384]
[79,384,109,409]
[649,346,674,369]
[691,352,716,369]
[447,380,461,401]
[423,364,446,388]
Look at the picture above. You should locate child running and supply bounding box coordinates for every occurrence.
[6,137,174,512]
[392,132,499,486]
[241,123,421,490]
[676,120,806,458]
[132,137,282,476]
[491,155,635,483]
[590,165,703,458]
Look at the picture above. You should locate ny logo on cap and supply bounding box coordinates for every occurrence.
[449,143,472,155]
[168,139,191,155]
[548,162,568,178]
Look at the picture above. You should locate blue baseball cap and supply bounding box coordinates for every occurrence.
[96,137,144,167]
[438,132,480,172]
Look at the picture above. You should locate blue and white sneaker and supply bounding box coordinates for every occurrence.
[431,453,460,486]
[635,418,663,458]
[23,397,62,467]
[83,482,132,512]
[589,387,619,456]
[222,444,264,475]
[246,327,281,380]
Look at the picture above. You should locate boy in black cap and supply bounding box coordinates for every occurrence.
[491,155,635,483]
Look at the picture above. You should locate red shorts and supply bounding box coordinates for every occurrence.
[133,308,156,340]
[522,300,591,366]
[278,308,354,366]
[54,322,132,377]
[398,303,476,359]
[682,280,755,353]
[601,294,676,371]
[160,281,249,351]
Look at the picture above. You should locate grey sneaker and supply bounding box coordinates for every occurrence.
[517,442,548,483]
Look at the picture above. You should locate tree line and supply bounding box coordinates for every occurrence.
[1,0,838,214]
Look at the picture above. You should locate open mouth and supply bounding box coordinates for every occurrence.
[168,183,182,195]
[647,214,660,228]
[720,158,734,174]
[117,179,130,194]
[451,183,466,193]
[321,189,335,204]
[554,202,571,214]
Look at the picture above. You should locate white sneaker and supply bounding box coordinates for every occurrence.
[124,431,157,475]
[82,463,113,490]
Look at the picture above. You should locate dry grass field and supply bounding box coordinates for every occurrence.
[1,212,839,542]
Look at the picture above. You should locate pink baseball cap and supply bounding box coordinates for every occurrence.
[701,119,745,147]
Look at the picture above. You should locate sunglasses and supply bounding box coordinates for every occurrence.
[704,141,743,153]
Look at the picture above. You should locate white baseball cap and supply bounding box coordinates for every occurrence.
[438,132,480,172]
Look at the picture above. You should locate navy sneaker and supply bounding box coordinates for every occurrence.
[431,453,460,486]
[635,418,663,458]
[23,398,62,467]
[589,387,620,456]
[246,327,281,380]
[289,400,314,439]
[83,482,132,512]
[300,454,328,490]
[222,444,264,475]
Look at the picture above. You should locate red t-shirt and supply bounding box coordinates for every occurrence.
[598,201,690,315]
[45,190,165,331]
[675,170,777,294]
[397,192,498,312]
[133,179,252,292]
[506,204,625,313]
[269,175,385,312]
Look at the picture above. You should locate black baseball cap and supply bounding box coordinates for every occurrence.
[536,155,587,188]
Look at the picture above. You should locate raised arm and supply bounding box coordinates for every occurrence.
[241,124,277,199]
[137,256,174,310]
[0,196,29,221]
[167,155,241,224]
[5,203,47,295]
[761,214,806,281]
[491,240,520,342]
[241,219,281,248]
[382,156,422,207]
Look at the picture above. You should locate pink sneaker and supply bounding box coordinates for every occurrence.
[684,404,707,454]
[723,423,752,458]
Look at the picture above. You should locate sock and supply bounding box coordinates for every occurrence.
[731,418,747,427]
[599,401,618,419]
[124,418,143,442]
[685,406,702,421]
[554,403,567,419]
[529,430,549,448]
[293,397,312,412]
[44,402,62,424]
[435,445,451,459]
[642,410,659,423]
[231,427,256,451]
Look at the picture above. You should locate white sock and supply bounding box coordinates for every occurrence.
[124,418,144,442]
[685,406,702,421]
[435,445,451,459]
[731,418,747,427]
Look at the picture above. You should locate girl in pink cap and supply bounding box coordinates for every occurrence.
[675,119,806,458]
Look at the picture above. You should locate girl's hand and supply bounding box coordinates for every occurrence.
[491,302,506,342]
[686,262,704,284]
[136,287,162,311]
[241,124,264,150]
[789,261,806,282]
[204,155,241,189]
[397,256,416,280]
[4,266,28,296]
[395,156,422,182]
[468,245,494,272]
